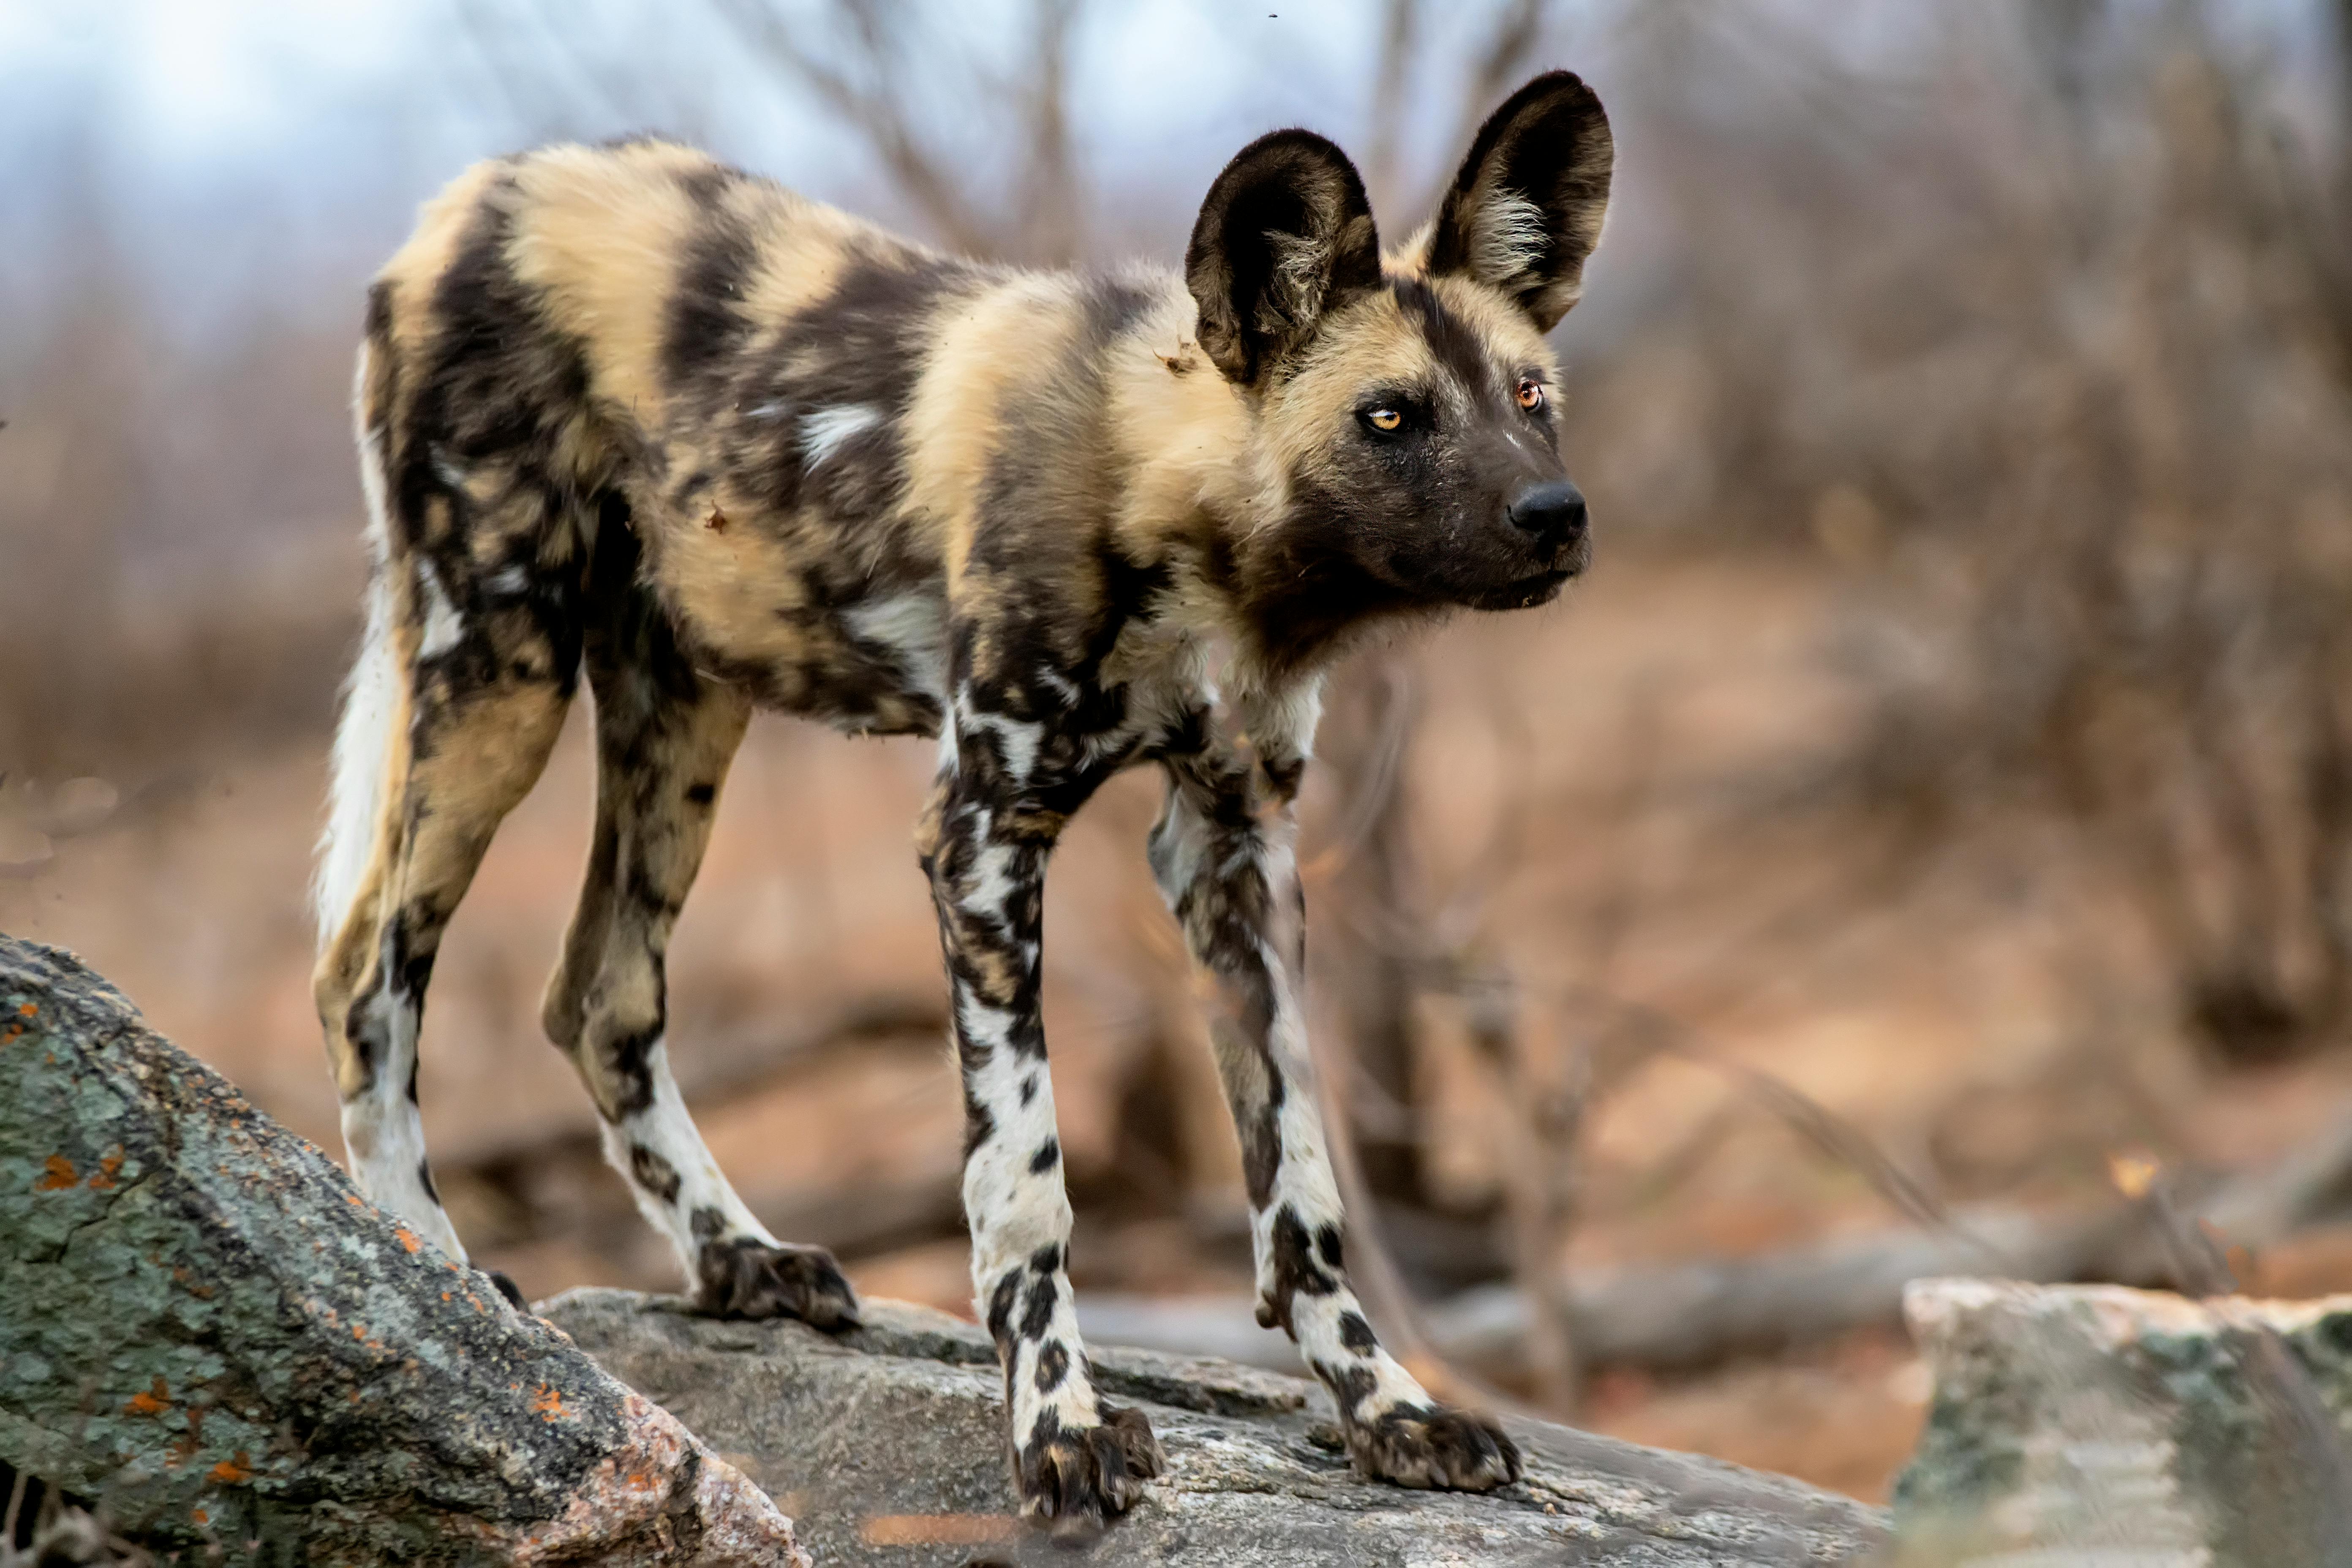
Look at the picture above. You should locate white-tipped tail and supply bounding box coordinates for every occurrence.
[316,355,401,951]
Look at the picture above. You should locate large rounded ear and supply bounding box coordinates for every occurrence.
[1424,71,1613,333]
[1185,129,1383,387]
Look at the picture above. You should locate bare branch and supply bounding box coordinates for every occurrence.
[711,0,1001,255]
[1363,0,1421,216]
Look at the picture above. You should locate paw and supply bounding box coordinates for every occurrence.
[1014,1402,1164,1535]
[694,1237,861,1330]
[1345,1402,1522,1492]
[482,1269,528,1311]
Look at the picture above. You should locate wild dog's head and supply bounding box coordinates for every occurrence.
[1186,71,1612,669]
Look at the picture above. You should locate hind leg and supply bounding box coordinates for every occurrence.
[542,569,857,1329]
[313,572,574,1269]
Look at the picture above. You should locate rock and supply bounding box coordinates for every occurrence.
[0,932,1888,1565]
[1891,1277,2352,1566]
[542,1288,1889,1566]
[0,936,806,1566]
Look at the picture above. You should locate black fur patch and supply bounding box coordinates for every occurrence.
[961,1082,997,1160]
[628,1143,682,1205]
[1314,1357,1379,1413]
[1034,1339,1071,1393]
[662,167,757,397]
[1264,1207,1339,1333]
[1391,278,1495,398]
[1315,1223,1345,1270]
[1020,1271,1059,1340]
[1241,474,1419,675]
[986,1269,1023,1349]
[599,1021,663,1120]
[1185,130,1382,385]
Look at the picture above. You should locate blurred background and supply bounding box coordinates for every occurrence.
[8,0,2352,1504]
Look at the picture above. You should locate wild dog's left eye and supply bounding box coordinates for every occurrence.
[1363,407,1404,433]
[1516,378,1547,412]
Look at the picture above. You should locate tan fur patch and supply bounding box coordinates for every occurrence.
[507,144,711,422]
[1258,291,1439,482]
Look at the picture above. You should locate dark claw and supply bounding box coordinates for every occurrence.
[694,1236,861,1330]
[483,1269,528,1311]
[1345,1402,1522,1492]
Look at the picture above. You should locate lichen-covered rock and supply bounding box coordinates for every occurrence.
[1891,1277,2352,1567]
[0,936,805,1566]
[542,1288,1889,1567]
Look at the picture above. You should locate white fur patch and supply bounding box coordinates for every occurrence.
[341,1092,467,1263]
[338,975,468,1263]
[1469,188,1549,287]
[800,403,882,470]
[845,592,950,703]
[1243,675,1325,768]
[1264,227,1332,327]
[960,1024,1071,1270]
[964,841,1024,930]
[603,1037,777,1279]
[1147,790,1213,912]
[416,560,465,660]
[966,710,1044,784]
[315,394,400,950]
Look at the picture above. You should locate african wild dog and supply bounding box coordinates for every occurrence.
[312,70,1612,1527]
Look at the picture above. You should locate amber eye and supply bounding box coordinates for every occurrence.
[1364,407,1404,433]
[1516,378,1547,412]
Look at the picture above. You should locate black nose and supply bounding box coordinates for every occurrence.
[1508,481,1587,546]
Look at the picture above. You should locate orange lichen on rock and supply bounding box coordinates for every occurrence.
[207,1453,254,1485]
[395,1225,421,1253]
[34,1154,76,1191]
[124,1377,171,1416]
[533,1383,567,1421]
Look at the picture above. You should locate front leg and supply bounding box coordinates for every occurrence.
[1152,733,1522,1492]
[917,727,1163,1531]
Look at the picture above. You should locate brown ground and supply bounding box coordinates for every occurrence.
[8,546,2350,1505]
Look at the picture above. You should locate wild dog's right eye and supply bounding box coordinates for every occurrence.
[1361,407,1404,434]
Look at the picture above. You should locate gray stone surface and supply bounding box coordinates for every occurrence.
[543,1287,1890,1567]
[1891,1277,2352,1567]
[0,936,805,1565]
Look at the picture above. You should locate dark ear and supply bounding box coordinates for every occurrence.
[1185,129,1383,387]
[1424,71,1613,332]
